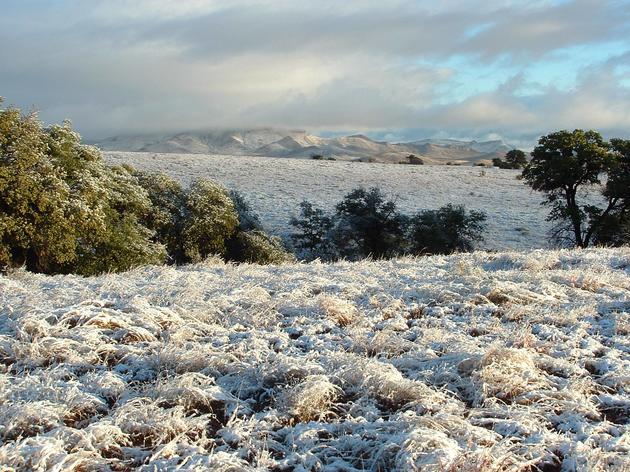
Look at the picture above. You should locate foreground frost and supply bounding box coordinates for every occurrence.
[1,248,629,471]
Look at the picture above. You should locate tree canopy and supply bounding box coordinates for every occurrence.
[493,149,528,169]
[0,99,165,274]
[522,129,629,248]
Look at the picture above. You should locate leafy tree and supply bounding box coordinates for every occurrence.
[0,100,165,274]
[180,179,239,263]
[408,204,486,254]
[522,129,618,248]
[493,150,527,169]
[333,187,408,260]
[505,149,528,169]
[592,138,630,246]
[290,201,337,260]
[0,104,75,273]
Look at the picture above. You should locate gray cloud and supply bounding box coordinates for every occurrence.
[0,0,629,145]
[464,0,630,59]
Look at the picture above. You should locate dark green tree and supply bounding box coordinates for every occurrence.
[505,149,528,169]
[332,187,408,260]
[592,138,630,246]
[493,149,528,169]
[408,204,486,254]
[522,129,619,248]
[290,201,337,260]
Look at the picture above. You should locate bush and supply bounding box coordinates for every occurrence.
[224,191,293,263]
[71,164,167,275]
[180,179,239,263]
[290,188,486,261]
[227,230,294,264]
[135,176,289,265]
[0,101,165,275]
[493,150,528,169]
[290,201,338,261]
[591,213,630,247]
[135,171,187,263]
[333,187,408,260]
[404,154,424,165]
[229,190,263,231]
[408,204,487,254]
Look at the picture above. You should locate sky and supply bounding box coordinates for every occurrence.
[1,0,630,146]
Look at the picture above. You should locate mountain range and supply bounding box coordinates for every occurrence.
[95,129,512,165]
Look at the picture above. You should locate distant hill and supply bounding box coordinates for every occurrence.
[95,129,512,165]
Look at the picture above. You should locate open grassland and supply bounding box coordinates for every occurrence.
[1,248,629,471]
[105,152,569,252]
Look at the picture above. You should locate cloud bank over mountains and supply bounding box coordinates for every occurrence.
[1,0,629,145]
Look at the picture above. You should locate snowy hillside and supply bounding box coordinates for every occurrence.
[1,248,629,470]
[96,130,510,165]
[105,151,602,252]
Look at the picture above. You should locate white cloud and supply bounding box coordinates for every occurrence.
[1,0,629,144]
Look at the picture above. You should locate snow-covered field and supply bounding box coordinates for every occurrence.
[105,152,567,251]
[1,248,629,471]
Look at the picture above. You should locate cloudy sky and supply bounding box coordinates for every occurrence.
[1,0,630,145]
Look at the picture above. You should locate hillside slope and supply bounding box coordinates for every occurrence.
[96,130,511,165]
[1,248,629,470]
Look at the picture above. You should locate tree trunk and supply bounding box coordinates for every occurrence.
[566,188,585,247]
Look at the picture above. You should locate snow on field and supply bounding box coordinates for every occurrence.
[1,248,629,471]
[105,151,578,251]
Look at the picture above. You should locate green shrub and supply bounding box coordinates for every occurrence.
[135,171,186,262]
[494,150,528,169]
[180,179,239,263]
[291,188,487,261]
[333,187,408,260]
[0,100,165,275]
[134,177,289,265]
[230,190,263,231]
[290,201,338,261]
[227,230,294,264]
[71,164,167,275]
[408,204,486,255]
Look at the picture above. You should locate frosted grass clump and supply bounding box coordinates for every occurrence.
[0,247,629,470]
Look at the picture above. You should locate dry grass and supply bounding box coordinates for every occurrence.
[318,294,357,326]
[0,247,629,471]
[277,374,341,422]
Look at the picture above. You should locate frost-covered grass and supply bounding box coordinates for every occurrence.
[1,248,629,471]
[105,151,570,251]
